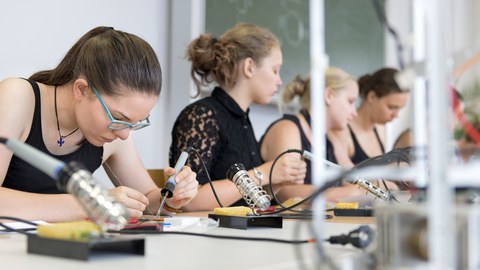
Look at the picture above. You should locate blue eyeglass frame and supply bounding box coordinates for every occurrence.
[89,83,151,130]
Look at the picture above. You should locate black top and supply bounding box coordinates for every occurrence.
[169,87,261,206]
[259,110,338,186]
[3,79,104,194]
[300,109,338,165]
[348,125,385,164]
[301,109,340,188]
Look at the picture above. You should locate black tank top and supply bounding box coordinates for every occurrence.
[3,79,104,194]
[259,110,338,185]
[299,109,338,165]
[348,125,385,164]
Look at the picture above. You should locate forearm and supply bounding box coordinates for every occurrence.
[274,184,315,202]
[144,188,162,215]
[322,184,371,202]
[263,183,283,199]
[0,188,86,222]
[182,179,242,211]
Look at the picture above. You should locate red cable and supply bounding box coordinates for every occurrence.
[449,85,480,144]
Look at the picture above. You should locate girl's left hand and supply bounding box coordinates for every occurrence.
[163,166,199,209]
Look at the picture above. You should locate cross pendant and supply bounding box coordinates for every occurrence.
[57,137,65,147]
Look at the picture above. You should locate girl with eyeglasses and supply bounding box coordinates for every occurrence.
[0,26,198,222]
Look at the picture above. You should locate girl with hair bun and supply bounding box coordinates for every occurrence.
[169,23,307,210]
[260,67,366,202]
[0,26,198,221]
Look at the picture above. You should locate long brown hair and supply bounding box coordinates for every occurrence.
[186,23,280,97]
[30,26,162,96]
[358,67,406,99]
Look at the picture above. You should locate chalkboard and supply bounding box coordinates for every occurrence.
[205,0,385,84]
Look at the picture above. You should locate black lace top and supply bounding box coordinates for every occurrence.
[169,87,262,206]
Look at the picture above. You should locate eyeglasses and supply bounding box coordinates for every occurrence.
[89,83,151,130]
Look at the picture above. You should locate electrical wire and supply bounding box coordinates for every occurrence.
[308,221,340,270]
[293,220,312,270]
[188,147,224,208]
[0,215,315,245]
[261,165,346,216]
[371,0,405,70]
[189,146,322,215]
[263,146,415,215]
[115,230,315,245]
[0,216,38,235]
[352,146,419,202]
[267,149,315,215]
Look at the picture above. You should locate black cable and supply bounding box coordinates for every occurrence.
[267,170,352,218]
[189,144,414,212]
[185,146,327,214]
[308,221,340,270]
[188,146,345,215]
[188,147,224,208]
[189,147,321,214]
[293,220,311,270]
[380,178,400,203]
[371,0,405,70]
[324,225,375,249]
[258,161,352,217]
[353,146,419,202]
[116,230,314,245]
[383,147,415,200]
[397,146,417,191]
[268,149,313,214]
[0,216,39,235]
[266,146,419,213]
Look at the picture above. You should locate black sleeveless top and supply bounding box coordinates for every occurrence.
[3,79,104,194]
[259,109,338,185]
[348,125,385,164]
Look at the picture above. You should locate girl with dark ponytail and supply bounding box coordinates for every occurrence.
[331,67,409,165]
[0,26,198,222]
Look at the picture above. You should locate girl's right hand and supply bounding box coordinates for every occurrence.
[108,186,149,217]
[270,153,307,185]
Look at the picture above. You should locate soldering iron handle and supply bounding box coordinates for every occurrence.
[161,150,189,198]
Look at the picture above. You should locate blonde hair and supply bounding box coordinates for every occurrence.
[280,67,355,110]
[187,23,280,97]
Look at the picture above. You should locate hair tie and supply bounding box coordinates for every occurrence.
[103,26,115,32]
[294,75,305,85]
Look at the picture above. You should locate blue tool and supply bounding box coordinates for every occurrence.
[156,150,189,216]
